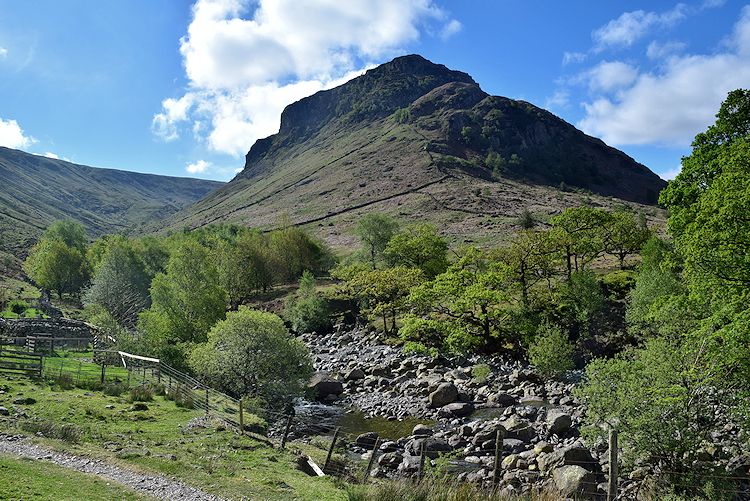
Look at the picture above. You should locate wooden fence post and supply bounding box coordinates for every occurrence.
[323,427,340,475]
[76,362,82,385]
[608,428,618,501]
[281,413,293,449]
[205,387,209,416]
[363,437,380,483]
[418,442,427,481]
[493,428,503,486]
[100,363,106,384]
[238,397,244,435]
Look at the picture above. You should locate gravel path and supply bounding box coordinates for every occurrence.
[0,434,223,500]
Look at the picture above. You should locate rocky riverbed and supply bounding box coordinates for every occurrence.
[296,325,750,500]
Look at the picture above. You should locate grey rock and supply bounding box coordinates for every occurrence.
[428,382,458,408]
[438,402,474,418]
[308,372,344,400]
[546,409,573,436]
[552,465,598,499]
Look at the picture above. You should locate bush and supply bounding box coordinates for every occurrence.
[517,209,535,229]
[21,419,82,443]
[284,271,332,334]
[601,270,636,299]
[165,383,194,409]
[528,322,575,379]
[402,341,438,358]
[53,374,75,390]
[127,385,153,402]
[189,308,313,410]
[7,299,29,315]
[471,363,491,383]
[102,382,127,397]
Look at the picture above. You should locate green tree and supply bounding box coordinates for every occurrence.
[602,211,651,269]
[576,337,721,483]
[550,207,609,278]
[344,266,424,335]
[24,225,91,298]
[138,239,228,369]
[355,213,399,268]
[283,271,331,334]
[496,230,558,307]
[189,308,313,408]
[83,242,150,328]
[555,270,604,337]
[384,224,448,278]
[401,247,511,352]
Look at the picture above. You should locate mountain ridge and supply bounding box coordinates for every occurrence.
[151,55,669,248]
[0,146,223,257]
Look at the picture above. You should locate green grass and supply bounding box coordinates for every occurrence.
[0,454,150,500]
[0,377,346,500]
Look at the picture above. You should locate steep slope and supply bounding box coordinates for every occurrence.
[0,147,223,256]
[159,55,666,247]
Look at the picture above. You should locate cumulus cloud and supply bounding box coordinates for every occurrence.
[441,19,462,40]
[0,47,7,58]
[646,40,687,60]
[186,159,211,174]
[586,61,638,92]
[155,0,459,156]
[0,118,35,149]
[593,4,688,50]
[578,6,750,147]
[43,152,59,159]
[661,165,683,180]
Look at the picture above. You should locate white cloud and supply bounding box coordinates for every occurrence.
[660,165,682,180]
[154,0,459,156]
[545,89,570,109]
[593,4,688,50]
[0,47,7,58]
[562,51,587,65]
[43,152,59,159]
[186,159,211,174]
[586,61,638,92]
[440,19,462,40]
[0,118,35,149]
[579,6,750,147]
[646,40,687,60]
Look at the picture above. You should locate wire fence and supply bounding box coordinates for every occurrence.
[1,338,748,497]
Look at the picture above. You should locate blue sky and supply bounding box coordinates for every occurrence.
[0,0,748,182]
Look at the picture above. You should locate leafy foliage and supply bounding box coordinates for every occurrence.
[189,308,313,408]
[355,213,399,268]
[384,224,448,278]
[528,321,574,379]
[283,271,331,334]
[24,221,91,298]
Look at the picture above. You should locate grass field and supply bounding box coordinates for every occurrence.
[0,375,346,500]
[0,455,149,500]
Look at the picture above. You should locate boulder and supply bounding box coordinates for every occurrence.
[355,432,379,450]
[438,402,474,418]
[538,445,597,472]
[546,409,573,436]
[377,452,403,468]
[428,382,458,408]
[405,437,452,458]
[308,372,344,400]
[412,424,433,437]
[344,368,365,381]
[488,392,517,407]
[0,407,8,416]
[552,465,598,499]
[499,415,535,442]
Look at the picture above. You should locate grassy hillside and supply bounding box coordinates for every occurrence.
[155,55,666,250]
[0,147,223,259]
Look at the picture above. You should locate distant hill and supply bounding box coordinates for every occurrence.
[0,147,223,257]
[157,55,666,249]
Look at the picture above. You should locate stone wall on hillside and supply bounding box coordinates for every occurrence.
[0,317,97,341]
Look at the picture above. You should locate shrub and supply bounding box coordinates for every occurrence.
[102,382,127,397]
[189,308,313,410]
[601,270,636,299]
[528,321,575,379]
[471,363,491,383]
[402,341,438,358]
[283,271,332,334]
[8,299,29,315]
[165,383,194,409]
[127,385,153,402]
[53,374,75,390]
[21,419,82,443]
[517,209,535,229]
